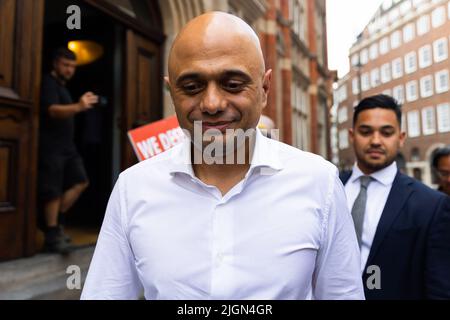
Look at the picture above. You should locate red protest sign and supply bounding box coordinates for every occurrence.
[127,115,186,161]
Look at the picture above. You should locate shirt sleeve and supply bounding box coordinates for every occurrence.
[40,76,60,115]
[312,168,365,300]
[81,175,143,300]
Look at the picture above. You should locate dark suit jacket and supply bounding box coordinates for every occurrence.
[340,170,450,300]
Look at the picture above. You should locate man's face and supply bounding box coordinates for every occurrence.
[166,33,271,149]
[53,57,77,81]
[350,108,406,174]
[436,155,450,195]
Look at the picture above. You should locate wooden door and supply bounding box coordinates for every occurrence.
[0,0,44,261]
[122,30,162,169]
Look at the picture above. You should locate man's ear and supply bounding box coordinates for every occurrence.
[263,69,272,94]
[349,127,355,144]
[261,69,272,108]
[164,76,171,91]
[399,130,406,148]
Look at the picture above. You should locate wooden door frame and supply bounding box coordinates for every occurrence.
[0,0,44,260]
[81,0,165,170]
[83,0,165,45]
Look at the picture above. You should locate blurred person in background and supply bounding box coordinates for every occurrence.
[38,47,98,254]
[431,146,450,196]
[341,94,450,299]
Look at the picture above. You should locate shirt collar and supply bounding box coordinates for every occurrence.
[168,128,284,178]
[350,161,398,186]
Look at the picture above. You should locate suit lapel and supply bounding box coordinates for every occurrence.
[365,172,414,268]
[339,170,352,185]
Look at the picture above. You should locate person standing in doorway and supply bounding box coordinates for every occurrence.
[38,47,98,254]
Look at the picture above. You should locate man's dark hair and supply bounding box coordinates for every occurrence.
[431,146,450,170]
[353,94,402,126]
[52,47,77,63]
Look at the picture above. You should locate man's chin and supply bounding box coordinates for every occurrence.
[364,160,391,172]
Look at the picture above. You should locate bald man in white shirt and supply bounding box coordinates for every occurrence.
[81,12,364,300]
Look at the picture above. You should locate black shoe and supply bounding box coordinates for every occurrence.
[58,225,72,243]
[43,239,73,255]
[44,228,73,255]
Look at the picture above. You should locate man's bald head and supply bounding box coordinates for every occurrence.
[168,12,266,81]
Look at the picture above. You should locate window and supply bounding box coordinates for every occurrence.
[379,37,389,55]
[417,15,430,35]
[422,106,436,135]
[418,45,432,68]
[381,63,391,83]
[361,73,370,91]
[392,58,403,79]
[390,31,402,49]
[407,111,421,137]
[342,85,348,102]
[406,80,418,101]
[360,49,369,64]
[431,6,445,28]
[352,77,360,95]
[337,85,347,103]
[437,103,450,132]
[339,129,349,149]
[404,51,417,74]
[435,70,449,93]
[411,147,421,162]
[351,54,359,67]
[393,85,404,103]
[433,38,448,63]
[338,107,348,124]
[420,75,433,98]
[403,23,415,43]
[371,68,380,87]
[382,89,392,96]
[370,43,378,60]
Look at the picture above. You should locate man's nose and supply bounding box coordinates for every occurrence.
[200,84,225,115]
[370,132,382,145]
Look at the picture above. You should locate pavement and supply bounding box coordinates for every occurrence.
[0,227,98,300]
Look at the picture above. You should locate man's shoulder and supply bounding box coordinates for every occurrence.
[42,73,57,86]
[120,143,182,179]
[396,172,447,204]
[270,138,336,173]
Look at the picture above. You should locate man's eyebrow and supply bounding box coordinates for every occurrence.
[175,69,253,86]
[358,124,395,130]
[175,73,202,86]
[220,70,252,81]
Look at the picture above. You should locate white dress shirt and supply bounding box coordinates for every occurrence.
[344,162,398,272]
[81,129,364,300]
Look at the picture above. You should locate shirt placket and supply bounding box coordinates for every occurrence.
[210,199,234,299]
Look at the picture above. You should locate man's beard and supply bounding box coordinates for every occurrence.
[54,71,71,83]
[357,152,395,172]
